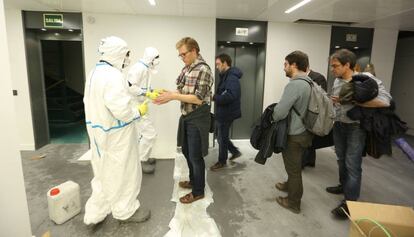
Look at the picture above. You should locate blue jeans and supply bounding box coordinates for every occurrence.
[333,122,366,201]
[182,122,205,196]
[217,120,239,164]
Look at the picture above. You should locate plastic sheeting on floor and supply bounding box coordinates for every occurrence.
[77,149,91,161]
[164,152,221,237]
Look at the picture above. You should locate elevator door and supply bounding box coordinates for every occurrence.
[216,45,264,139]
[25,31,49,148]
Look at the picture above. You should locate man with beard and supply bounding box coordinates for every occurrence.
[272,51,313,214]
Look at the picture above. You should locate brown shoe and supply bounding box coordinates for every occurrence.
[178,181,192,189]
[210,162,226,171]
[179,192,205,204]
[275,182,288,192]
[276,196,300,214]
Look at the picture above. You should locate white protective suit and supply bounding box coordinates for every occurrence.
[127,47,160,162]
[83,36,142,224]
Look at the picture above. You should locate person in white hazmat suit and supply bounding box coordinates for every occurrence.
[83,36,151,225]
[127,47,161,174]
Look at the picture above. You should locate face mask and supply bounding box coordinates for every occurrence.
[122,57,131,69]
[152,58,160,66]
[152,55,160,67]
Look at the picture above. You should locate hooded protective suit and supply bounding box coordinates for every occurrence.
[127,47,160,162]
[83,36,142,224]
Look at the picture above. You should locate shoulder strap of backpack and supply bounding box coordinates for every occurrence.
[291,77,312,118]
[295,77,313,87]
[292,106,301,117]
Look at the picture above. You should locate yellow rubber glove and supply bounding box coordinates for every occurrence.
[145,91,159,100]
[153,88,164,94]
[138,100,149,116]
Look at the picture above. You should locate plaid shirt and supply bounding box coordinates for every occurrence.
[176,55,213,115]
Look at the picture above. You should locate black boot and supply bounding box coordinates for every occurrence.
[331,201,349,219]
[326,184,343,194]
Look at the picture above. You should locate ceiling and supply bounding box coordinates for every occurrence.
[5,0,414,31]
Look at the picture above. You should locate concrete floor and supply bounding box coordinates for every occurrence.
[21,138,414,237]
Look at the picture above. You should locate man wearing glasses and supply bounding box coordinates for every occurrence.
[328,49,391,218]
[155,37,213,204]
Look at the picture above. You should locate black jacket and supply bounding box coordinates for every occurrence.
[177,104,211,157]
[339,74,379,104]
[347,101,408,158]
[214,67,242,122]
[251,103,289,165]
[308,70,327,91]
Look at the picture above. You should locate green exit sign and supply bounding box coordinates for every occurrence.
[43,14,63,28]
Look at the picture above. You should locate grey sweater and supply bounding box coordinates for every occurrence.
[272,75,311,135]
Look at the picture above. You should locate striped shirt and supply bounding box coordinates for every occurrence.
[176,55,213,115]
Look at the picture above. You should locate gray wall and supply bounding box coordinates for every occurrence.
[391,36,414,134]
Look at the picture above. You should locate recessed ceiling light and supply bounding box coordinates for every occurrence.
[285,0,312,14]
[54,33,60,36]
[220,45,224,49]
[41,28,47,31]
[249,42,254,45]
[241,46,245,49]
[354,46,359,49]
[68,29,74,32]
[148,0,156,6]
[335,45,340,49]
[226,41,231,44]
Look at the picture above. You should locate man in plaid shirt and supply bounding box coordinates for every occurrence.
[155,37,213,204]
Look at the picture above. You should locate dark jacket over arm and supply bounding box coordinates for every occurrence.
[177,104,211,157]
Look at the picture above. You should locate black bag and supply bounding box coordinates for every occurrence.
[252,103,289,165]
[209,113,215,133]
[250,103,277,150]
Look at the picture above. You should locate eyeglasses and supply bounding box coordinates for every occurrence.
[178,51,190,58]
[330,64,342,69]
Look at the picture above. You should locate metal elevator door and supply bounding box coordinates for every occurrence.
[25,31,50,148]
[216,45,265,139]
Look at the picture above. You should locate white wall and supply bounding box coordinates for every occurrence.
[0,0,32,235]
[5,8,35,150]
[263,22,331,109]
[82,13,215,158]
[371,28,399,92]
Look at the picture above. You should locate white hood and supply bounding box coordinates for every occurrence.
[98,36,130,70]
[140,47,160,69]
